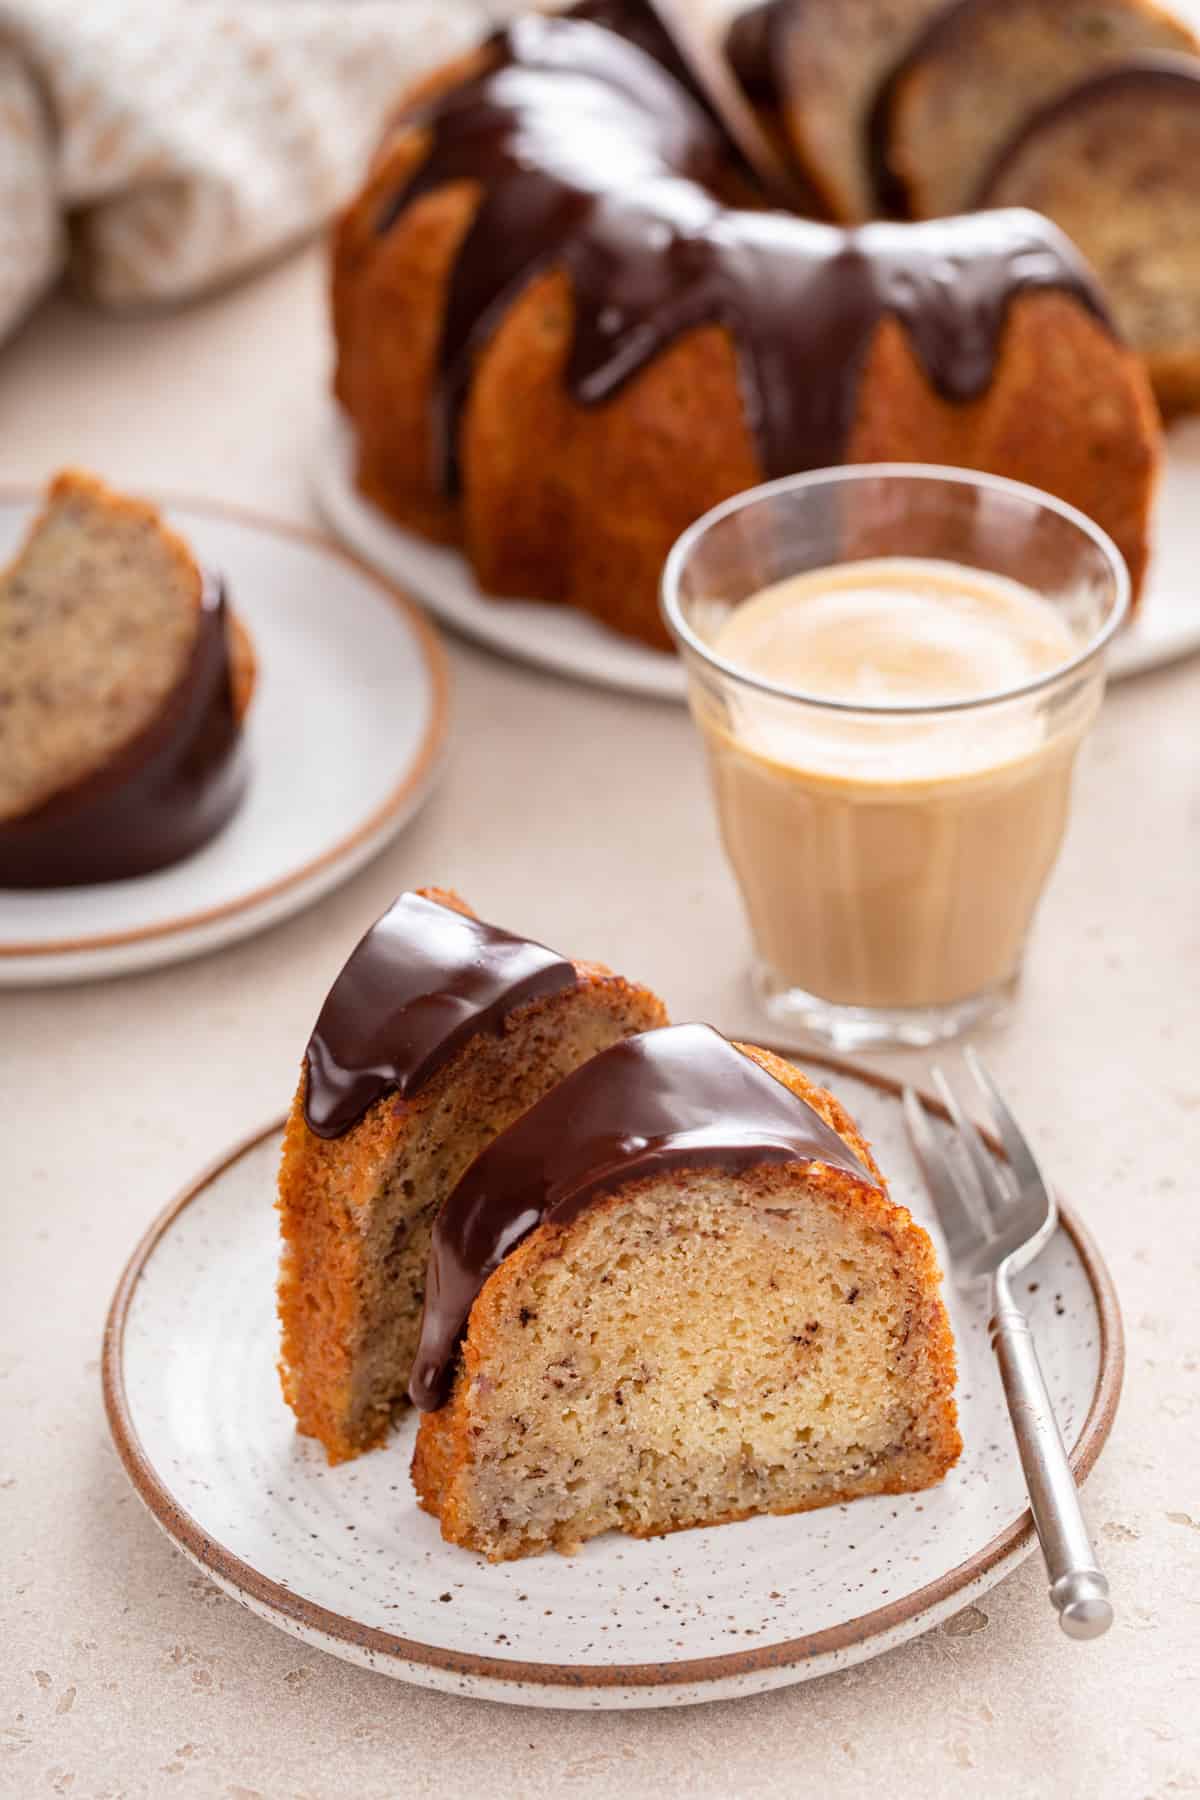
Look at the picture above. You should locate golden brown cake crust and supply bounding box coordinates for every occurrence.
[846,295,1159,602]
[41,468,202,592]
[411,1041,962,1561]
[275,889,668,1465]
[330,51,493,549]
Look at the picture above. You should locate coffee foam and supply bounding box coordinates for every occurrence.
[710,558,1078,785]
[715,558,1075,703]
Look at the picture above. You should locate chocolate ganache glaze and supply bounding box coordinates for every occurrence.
[302,892,578,1139]
[0,575,246,889]
[410,1022,877,1411]
[376,11,1109,493]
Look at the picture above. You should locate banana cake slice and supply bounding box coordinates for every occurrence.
[276,888,668,1464]
[410,1023,961,1562]
[0,469,253,886]
[876,0,1197,221]
[725,0,948,221]
[977,53,1200,416]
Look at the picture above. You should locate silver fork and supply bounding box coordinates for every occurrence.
[903,1047,1113,1640]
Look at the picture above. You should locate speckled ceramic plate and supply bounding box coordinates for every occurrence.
[314,406,1200,699]
[103,1056,1122,1709]
[0,494,449,985]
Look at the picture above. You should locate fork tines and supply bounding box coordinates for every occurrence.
[903,1052,1056,1283]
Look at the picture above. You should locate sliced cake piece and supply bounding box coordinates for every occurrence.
[410,1024,961,1561]
[725,0,948,222]
[878,0,1198,220]
[276,889,668,1465]
[0,469,253,886]
[977,54,1200,415]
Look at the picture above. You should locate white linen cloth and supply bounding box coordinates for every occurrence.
[0,0,501,344]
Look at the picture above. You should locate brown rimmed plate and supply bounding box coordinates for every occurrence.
[102,1053,1122,1709]
[0,492,449,984]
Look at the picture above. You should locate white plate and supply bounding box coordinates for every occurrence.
[315,407,1200,698]
[103,1055,1121,1710]
[0,494,449,984]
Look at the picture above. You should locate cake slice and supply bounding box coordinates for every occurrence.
[877,0,1198,221]
[0,469,253,886]
[725,0,948,222]
[410,1023,961,1561]
[276,889,668,1465]
[977,54,1200,416]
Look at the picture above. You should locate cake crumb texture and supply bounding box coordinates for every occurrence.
[413,1044,961,1561]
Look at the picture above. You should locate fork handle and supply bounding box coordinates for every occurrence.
[989,1271,1113,1640]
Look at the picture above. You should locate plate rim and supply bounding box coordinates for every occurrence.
[0,486,451,960]
[101,1049,1124,1694]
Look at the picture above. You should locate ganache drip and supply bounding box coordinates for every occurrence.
[375,11,1108,494]
[302,892,578,1139]
[409,1022,878,1411]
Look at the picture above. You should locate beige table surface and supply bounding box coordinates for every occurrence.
[1,246,1197,1800]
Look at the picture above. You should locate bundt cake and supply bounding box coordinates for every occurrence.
[410,1023,961,1562]
[331,3,1160,650]
[977,54,1200,416]
[0,470,254,887]
[726,0,948,222]
[276,888,667,1465]
[874,0,1198,222]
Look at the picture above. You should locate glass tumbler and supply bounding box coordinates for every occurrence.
[661,465,1129,1050]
